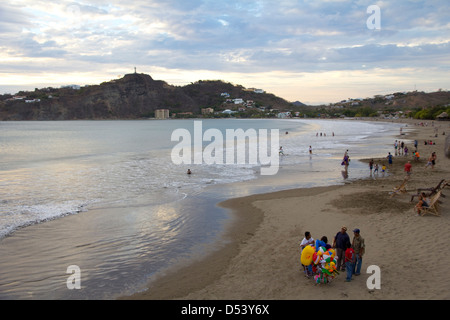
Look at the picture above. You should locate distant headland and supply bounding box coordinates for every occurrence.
[0,73,449,120]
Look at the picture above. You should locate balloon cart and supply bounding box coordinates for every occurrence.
[301,240,340,285]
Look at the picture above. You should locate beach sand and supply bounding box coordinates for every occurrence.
[125,119,450,300]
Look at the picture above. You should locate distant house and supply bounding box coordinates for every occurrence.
[155,109,170,119]
[61,85,81,90]
[437,112,449,121]
[277,112,291,119]
[222,109,236,114]
[254,89,265,94]
[233,98,244,104]
[246,100,254,107]
[25,99,41,103]
[220,92,230,98]
[202,108,214,115]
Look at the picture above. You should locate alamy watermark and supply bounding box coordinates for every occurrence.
[171,121,280,175]
[66,265,81,290]
[367,5,381,30]
[366,265,381,289]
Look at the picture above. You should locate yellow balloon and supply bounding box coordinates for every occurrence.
[301,245,315,266]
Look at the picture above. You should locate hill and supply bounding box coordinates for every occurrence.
[0,74,293,120]
[296,90,450,120]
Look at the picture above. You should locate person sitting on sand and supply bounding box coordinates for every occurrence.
[415,192,430,215]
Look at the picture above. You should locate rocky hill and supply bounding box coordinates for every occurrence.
[300,90,450,119]
[0,73,293,120]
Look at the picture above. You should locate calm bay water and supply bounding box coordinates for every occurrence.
[0,119,404,299]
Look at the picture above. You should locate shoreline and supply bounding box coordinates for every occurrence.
[125,118,450,300]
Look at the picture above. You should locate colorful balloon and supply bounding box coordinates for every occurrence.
[301,245,315,266]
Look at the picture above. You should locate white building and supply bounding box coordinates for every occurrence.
[62,84,81,90]
[277,112,291,119]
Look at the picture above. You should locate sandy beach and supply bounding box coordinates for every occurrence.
[126,119,450,300]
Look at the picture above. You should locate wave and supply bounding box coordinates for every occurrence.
[0,200,90,239]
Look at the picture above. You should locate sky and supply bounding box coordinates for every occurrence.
[0,0,449,105]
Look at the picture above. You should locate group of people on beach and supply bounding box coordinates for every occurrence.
[316,132,335,137]
[300,226,365,283]
[367,138,438,178]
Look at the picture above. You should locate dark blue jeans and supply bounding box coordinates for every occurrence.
[353,255,363,275]
[346,261,354,281]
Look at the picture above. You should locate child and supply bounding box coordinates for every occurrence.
[373,163,379,174]
[345,242,356,282]
[300,232,314,277]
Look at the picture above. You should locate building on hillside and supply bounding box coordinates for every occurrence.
[155,109,170,119]
[277,112,291,119]
[202,107,214,115]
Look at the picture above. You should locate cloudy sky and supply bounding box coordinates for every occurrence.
[1,0,449,104]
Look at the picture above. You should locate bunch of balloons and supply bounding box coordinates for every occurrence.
[301,240,339,284]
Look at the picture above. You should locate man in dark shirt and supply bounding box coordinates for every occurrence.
[332,226,351,271]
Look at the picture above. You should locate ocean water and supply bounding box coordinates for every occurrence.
[0,119,405,299]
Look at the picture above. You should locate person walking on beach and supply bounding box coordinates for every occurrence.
[373,163,379,175]
[404,161,412,177]
[309,146,312,155]
[352,229,365,276]
[332,226,351,272]
[369,159,374,174]
[387,152,393,166]
[342,151,350,168]
[425,152,437,169]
